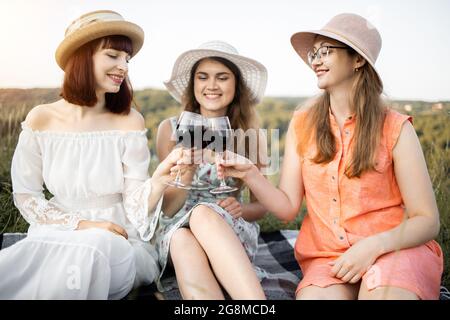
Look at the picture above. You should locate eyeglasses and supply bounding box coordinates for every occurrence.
[307,45,347,66]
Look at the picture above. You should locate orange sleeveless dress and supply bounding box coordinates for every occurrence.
[292,108,443,299]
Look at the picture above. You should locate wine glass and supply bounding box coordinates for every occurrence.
[190,169,212,190]
[189,120,212,190]
[207,116,238,194]
[166,111,206,189]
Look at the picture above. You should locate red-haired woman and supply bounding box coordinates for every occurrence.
[0,10,180,299]
[217,13,443,300]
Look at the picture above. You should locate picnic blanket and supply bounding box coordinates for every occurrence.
[1,230,449,300]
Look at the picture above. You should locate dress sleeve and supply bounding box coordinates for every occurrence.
[122,133,163,241]
[11,127,81,231]
[385,110,413,152]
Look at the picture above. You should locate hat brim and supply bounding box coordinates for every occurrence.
[164,48,267,104]
[55,20,144,70]
[291,30,381,82]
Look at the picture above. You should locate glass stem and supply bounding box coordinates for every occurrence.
[174,169,182,183]
[219,178,227,187]
[218,151,227,187]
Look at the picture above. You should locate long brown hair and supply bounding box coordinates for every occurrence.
[182,57,266,192]
[183,57,265,159]
[183,57,259,131]
[299,45,386,178]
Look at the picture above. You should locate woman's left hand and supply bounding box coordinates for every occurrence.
[217,196,243,219]
[329,237,382,283]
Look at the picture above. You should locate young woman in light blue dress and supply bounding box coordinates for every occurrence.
[154,41,269,299]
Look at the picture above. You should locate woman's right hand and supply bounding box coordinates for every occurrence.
[216,150,259,181]
[153,147,203,186]
[76,220,128,239]
[152,147,184,186]
[166,148,203,177]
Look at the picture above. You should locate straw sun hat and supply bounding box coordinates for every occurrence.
[164,40,268,104]
[55,10,144,70]
[290,13,382,81]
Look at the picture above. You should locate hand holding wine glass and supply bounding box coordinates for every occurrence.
[216,150,258,181]
[207,116,239,194]
[166,111,207,189]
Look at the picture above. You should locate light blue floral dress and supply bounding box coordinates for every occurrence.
[154,117,264,292]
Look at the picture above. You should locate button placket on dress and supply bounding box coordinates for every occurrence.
[334,117,355,243]
[329,160,340,224]
[330,119,346,242]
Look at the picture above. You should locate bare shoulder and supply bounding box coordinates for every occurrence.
[24,101,62,130]
[156,117,176,160]
[114,108,146,131]
[157,118,173,138]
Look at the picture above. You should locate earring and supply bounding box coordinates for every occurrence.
[355,67,359,72]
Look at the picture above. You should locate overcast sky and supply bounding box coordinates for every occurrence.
[1,0,449,101]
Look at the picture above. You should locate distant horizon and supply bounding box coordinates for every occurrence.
[1,0,449,102]
[0,86,448,104]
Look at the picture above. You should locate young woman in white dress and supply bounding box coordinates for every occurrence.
[0,10,181,299]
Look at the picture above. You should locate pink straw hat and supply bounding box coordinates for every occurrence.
[291,13,382,81]
[55,10,144,70]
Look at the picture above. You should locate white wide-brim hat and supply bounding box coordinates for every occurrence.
[164,41,268,104]
[290,13,382,82]
[55,10,144,70]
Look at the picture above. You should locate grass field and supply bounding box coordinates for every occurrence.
[0,90,448,288]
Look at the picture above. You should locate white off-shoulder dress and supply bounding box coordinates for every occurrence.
[0,123,163,299]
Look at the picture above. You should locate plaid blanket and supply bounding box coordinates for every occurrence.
[1,231,449,300]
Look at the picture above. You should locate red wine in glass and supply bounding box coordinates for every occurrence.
[166,111,208,190]
[175,124,211,150]
[208,130,231,153]
[207,117,238,194]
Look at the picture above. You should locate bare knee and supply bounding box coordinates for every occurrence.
[169,228,211,275]
[297,284,359,300]
[189,205,223,233]
[169,228,197,258]
[359,280,419,300]
[296,286,330,300]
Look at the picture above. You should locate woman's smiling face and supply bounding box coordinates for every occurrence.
[92,47,129,95]
[309,36,358,91]
[194,58,236,117]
